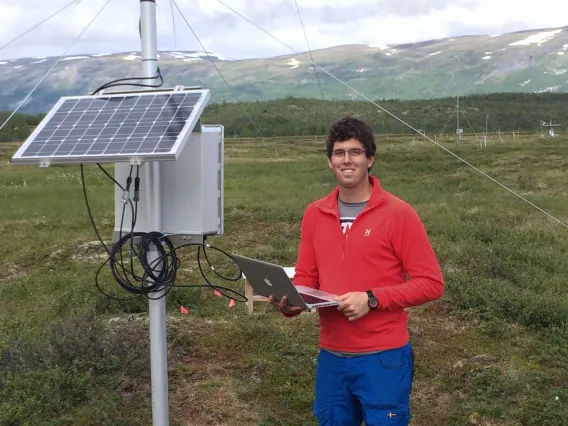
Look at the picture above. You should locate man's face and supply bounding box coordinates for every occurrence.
[328,138,374,188]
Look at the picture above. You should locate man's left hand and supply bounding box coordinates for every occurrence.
[335,292,371,321]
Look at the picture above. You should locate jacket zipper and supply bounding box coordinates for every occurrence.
[340,209,370,261]
[342,225,349,260]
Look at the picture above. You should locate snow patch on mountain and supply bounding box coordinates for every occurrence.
[123,54,142,61]
[536,85,560,93]
[509,29,562,47]
[369,44,397,56]
[287,58,300,69]
[369,44,390,50]
[61,56,90,61]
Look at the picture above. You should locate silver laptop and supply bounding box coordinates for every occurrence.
[232,254,339,309]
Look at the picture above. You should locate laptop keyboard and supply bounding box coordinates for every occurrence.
[301,294,332,305]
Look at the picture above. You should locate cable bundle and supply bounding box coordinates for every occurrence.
[80,164,247,304]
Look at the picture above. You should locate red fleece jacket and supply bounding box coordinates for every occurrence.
[291,176,444,352]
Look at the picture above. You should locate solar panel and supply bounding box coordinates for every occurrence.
[11,89,210,166]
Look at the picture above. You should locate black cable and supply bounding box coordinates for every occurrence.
[91,16,164,96]
[80,164,247,303]
[81,164,141,301]
[91,68,164,95]
[80,164,110,254]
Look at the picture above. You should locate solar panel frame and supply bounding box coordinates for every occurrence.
[11,89,211,166]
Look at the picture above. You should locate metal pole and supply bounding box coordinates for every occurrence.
[484,114,488,148]
[456,97,459,144]
[456,56,460,144]
[140,1,169,425]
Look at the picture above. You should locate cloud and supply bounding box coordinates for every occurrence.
[304,0,478,23]
[0,0,567,61]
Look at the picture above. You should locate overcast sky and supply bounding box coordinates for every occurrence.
[1,0,567,60]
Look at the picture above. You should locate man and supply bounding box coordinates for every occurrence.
[268,116,444,426]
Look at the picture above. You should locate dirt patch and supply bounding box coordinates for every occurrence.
[0,264,27,300]
[467,413,508,426]
[0,263,27,300]
[0,263,27,284]
[70,240,111,263]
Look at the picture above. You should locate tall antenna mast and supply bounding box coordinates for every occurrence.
[456,55,461,144]
[140,1,169,424]
[483,112,488,148]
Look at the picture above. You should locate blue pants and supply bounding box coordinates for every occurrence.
[313,342,415,426]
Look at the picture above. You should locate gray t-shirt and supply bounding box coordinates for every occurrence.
[326,197,383,357]
[338,198,367,235]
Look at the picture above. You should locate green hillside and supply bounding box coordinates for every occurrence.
[202,92,568,137]
[0,112,45,142]
[1,92,566,143]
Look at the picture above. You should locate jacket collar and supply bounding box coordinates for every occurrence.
[317,175,386,216]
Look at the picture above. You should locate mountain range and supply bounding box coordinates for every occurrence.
[2,26,568,114]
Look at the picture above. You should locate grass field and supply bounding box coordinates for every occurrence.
[1,133,568,426]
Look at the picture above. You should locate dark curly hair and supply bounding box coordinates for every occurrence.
[326,116,376,163]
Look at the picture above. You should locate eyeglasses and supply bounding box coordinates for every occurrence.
[331,148,365,158]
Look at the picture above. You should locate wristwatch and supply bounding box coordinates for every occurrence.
[366,290,379,309]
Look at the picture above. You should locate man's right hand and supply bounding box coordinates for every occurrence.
[268,294,303,316]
